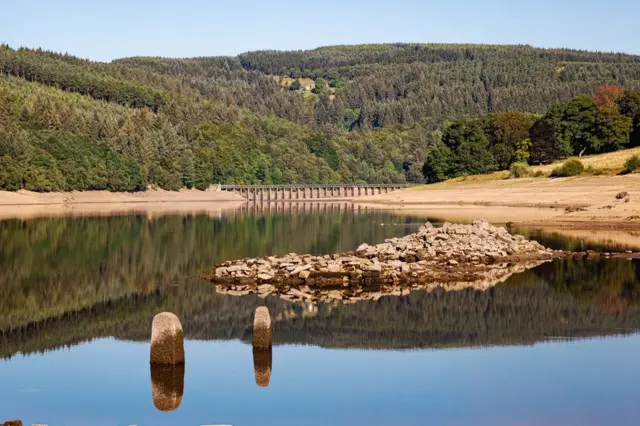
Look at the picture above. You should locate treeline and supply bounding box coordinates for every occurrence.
[0,46,166,110]
[423,86,640,182]
[236,44,640,131]
[3,44,640,190]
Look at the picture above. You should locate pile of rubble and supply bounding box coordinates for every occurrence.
[204,220,556,303]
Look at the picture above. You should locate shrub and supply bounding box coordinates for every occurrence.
[624,155,640,173]
[533,170,546,177]
[550,159,585,177]
[508,162,531,179]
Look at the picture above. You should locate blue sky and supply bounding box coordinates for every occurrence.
[2,0,639,62]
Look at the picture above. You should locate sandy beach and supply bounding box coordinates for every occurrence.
[357,175,640,229]
[0,188,246,219]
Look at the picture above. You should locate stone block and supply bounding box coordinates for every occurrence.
[150,312,185,365]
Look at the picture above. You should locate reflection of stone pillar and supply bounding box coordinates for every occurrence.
[151,312,185,365]
[253,306,272,348]
[151,363,185,412]
[253,347,272,388]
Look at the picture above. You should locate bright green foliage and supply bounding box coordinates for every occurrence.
[514,138,531,163]
[508,162,532,178]
[288,79,301,91]
[624,154,640,173]
[422,143,453,183]
[485,112,538,169]
[550,159,585,177]
[313,77,328,95]
[618,90,640,147]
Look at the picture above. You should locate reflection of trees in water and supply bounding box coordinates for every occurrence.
[0,212,422,330]
[1,258,640,358]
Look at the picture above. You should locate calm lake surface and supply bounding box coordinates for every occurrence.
[1,207,640,425]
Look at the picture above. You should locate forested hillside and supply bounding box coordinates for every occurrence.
[2,43,640,191]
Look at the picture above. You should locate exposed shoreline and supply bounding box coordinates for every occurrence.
[1,175,640,229]
[357,175,640,229]
[0,188,246,219]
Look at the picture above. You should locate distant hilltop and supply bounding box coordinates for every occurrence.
[1,43,639,192]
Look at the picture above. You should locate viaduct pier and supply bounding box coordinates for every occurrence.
[220,184,411,202]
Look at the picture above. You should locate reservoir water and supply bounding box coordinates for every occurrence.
[1,208,639,425]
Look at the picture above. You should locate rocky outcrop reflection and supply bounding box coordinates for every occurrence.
[151,363,185,412]
[253,347,272,387]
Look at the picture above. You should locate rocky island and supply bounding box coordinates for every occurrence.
[204,220,558,303]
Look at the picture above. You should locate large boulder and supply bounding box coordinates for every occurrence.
[150,312,185,365]
[253,306,272,348]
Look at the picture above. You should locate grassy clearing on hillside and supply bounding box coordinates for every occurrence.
[412,147,640,189]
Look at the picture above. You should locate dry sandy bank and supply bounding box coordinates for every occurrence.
[357,175,640,229]
[0,188,245,219]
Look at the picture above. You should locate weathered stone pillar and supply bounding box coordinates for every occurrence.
[253,306,272,348]
[151,363,185,412]
[253,347,272,388]
[150,312,185,365]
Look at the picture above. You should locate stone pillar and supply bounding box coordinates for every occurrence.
[150,312,185,365]
[253,306,272,348]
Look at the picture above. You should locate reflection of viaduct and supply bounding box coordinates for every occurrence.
[220,184,412,202]
[231,201,379,216]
